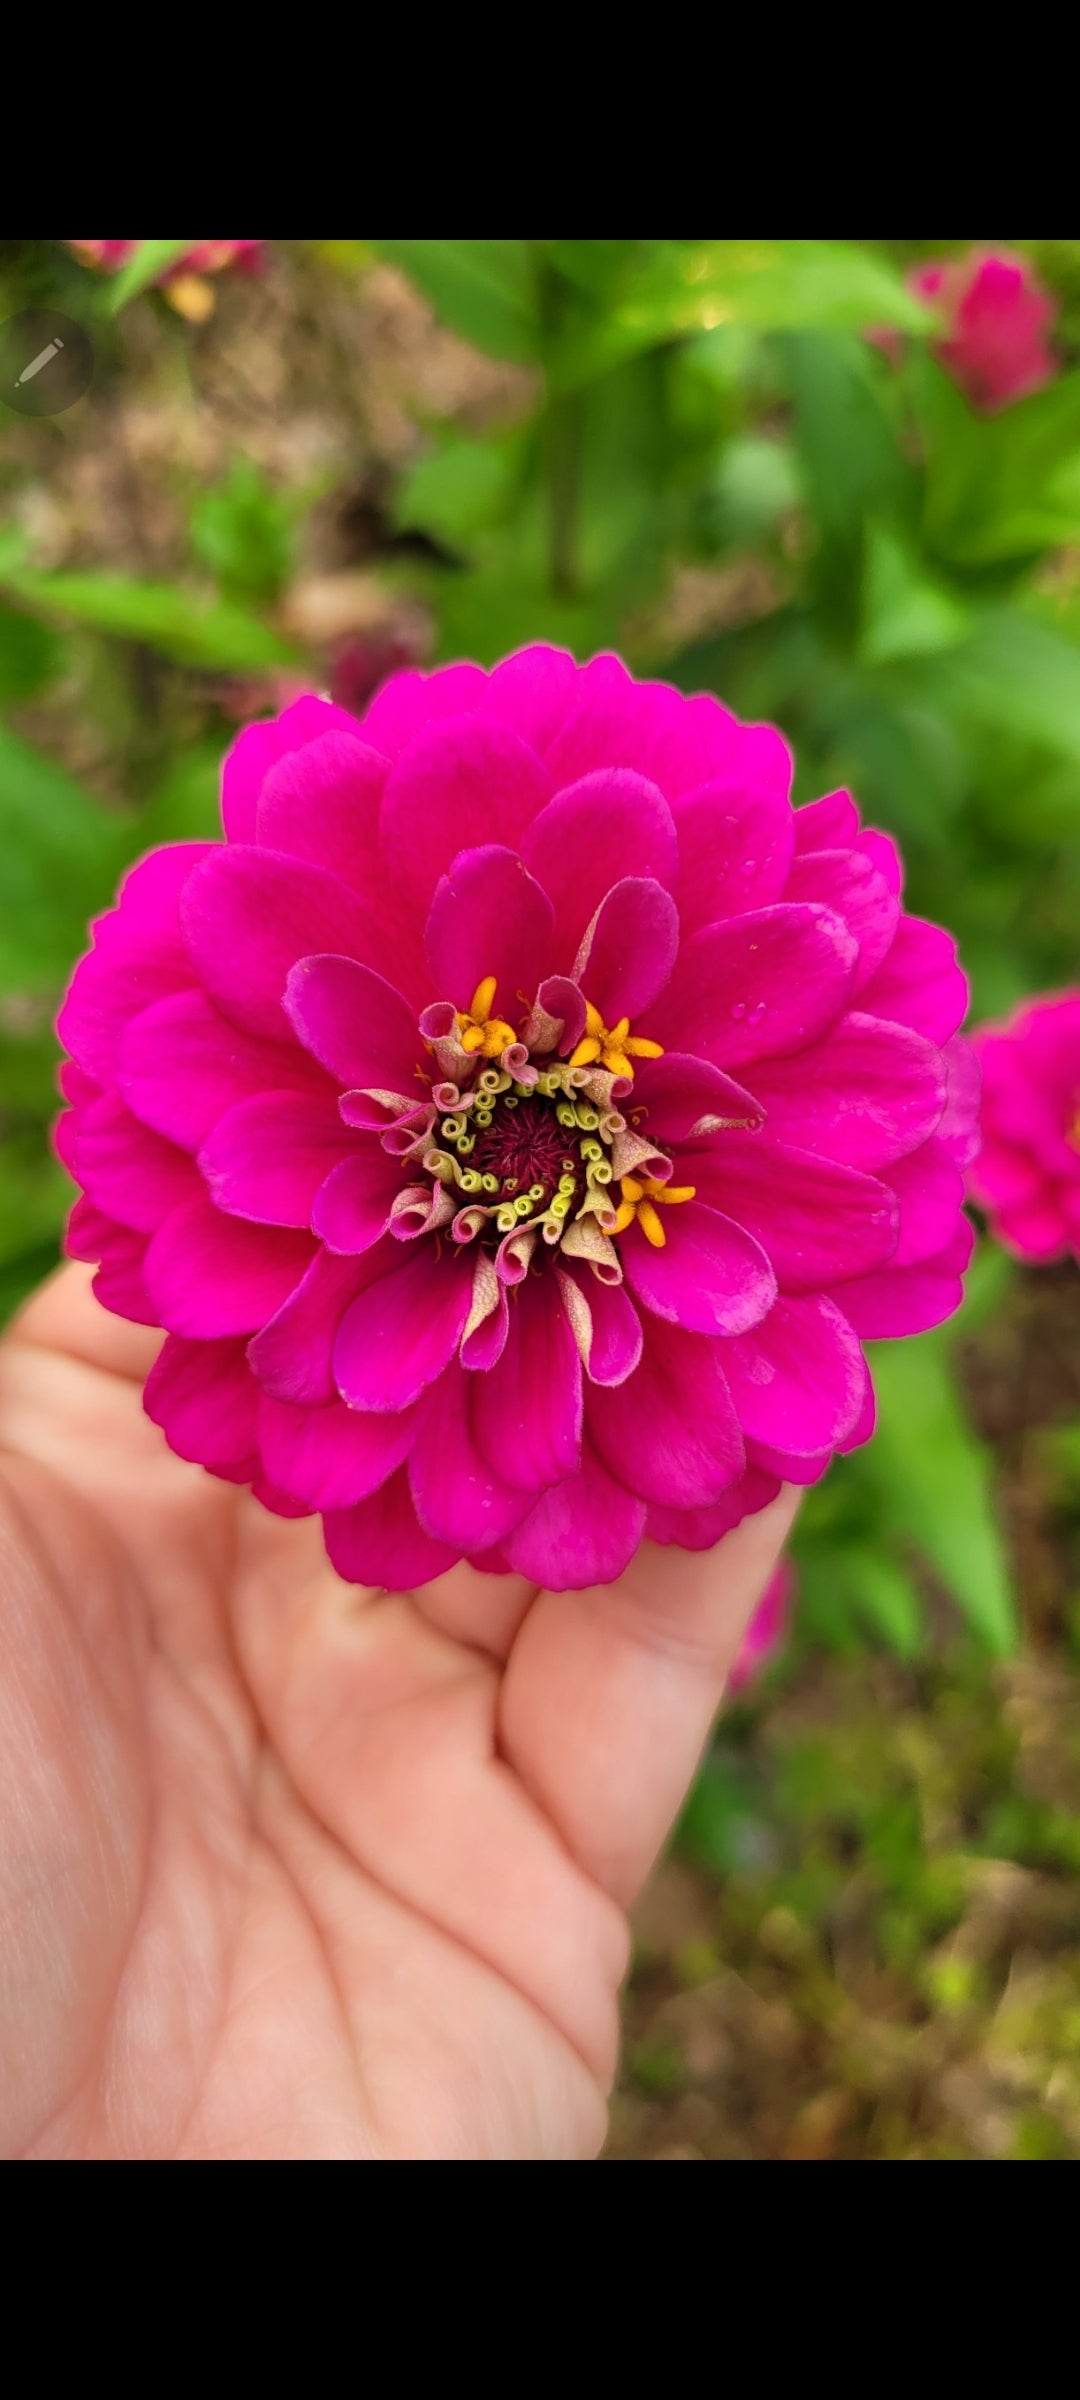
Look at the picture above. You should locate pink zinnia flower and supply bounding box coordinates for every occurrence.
[969,991,1080,1261]
[68,242,261,321]
[69,240,260,279]
[727,1559,795,1697]
[58,646,978,1593]
[912,249,1057,413]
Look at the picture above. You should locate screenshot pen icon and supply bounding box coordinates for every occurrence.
[15,335,64,387]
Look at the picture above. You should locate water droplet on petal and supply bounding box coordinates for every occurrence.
[742,858,757,875]
[747,1001,766,1028]
[731,1001,747,1019]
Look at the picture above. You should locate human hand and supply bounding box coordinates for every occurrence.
[0,1265,795,2160]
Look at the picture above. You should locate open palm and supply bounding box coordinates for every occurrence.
[0,1265,793,2160]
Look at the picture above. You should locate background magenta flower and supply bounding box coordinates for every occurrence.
[969,991,1080,1261]
[69,241,261,280]
[727,1559,796,1697]
[68,242,261,320]
[912,250,1058,413]
[58,646,979,1593]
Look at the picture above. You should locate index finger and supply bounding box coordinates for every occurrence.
[497,1489,799,1909]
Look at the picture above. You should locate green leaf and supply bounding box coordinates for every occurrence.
[708,434,802,547]
[844,1548,925,1658]
[919,359,1080,563]
[0,724,130,989]
[864,1333,1018,1654]
[0,565,295,671]
[189,457,296,604]
[0,601,63,702]
[106,241,193,313]
[138,741,223,845]
[783,330,911,549]
[395,437,514,550]
[861,523,970,665]
[553,241,928,389]
[370,240,539,362]
[919,606,1080,764]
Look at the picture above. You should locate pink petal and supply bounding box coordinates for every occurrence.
[791,788,860,853]
[969,1141,1042,1212]
[622,1202,777,1336]
[486,645,582,749]
[220,697,365,841]
[645,1464,782,1552]
[689,1138,899,1288]
[723,1293,866,1454]
[936,1035,982,1170]
[860,915,968,1044]
[628,1052,764,1144]
[460,1276,509,1371]
[253,1480,312,1520]
[255,730,388,884]
[572,876,680,1025]
[333,1245,473,1412]
[181,848,383,1043]
[200,1090,354,1228]
[543,654,789,801]
[57,844,212,1081]
[883,1137,965,1266]
[408,1366,533,1552]
[673,780,794,935]
[256,732,429,1006]
[424,844,554,1013]
[521,769,678,960]
[471,1270,583,1493]
[748,1011,946,1168]
[76,1091,201,1232]
[833,1221,974,1335]
[118,988,327,1154]
[785,846,899,993]
[258,1390,417,1510]
[859,829,903,895]
[283,954,425,1099]
[144,1333,260,1475]
[378,714,551,917]
[247,1246,381,1404]
[503,1443,646,1591]
[559,1268,643,1385]
[325,1466,458,1589]
[143,1198,315,1340]
[311,1146,405,1252]
[66,1200,155,1325]
[587,1321,745,1508]
[651,904,857,1070]
[993,1199,1070,1262]
[358,662,491,757]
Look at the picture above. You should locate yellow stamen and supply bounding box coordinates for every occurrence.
[637,1200,667,1248]
[569,998,664,1081]
[455,975,518,1064]
[611,1172,696,1249]
[470,976,498,1022]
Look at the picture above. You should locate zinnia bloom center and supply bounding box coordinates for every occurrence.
[430,1071,619,1246]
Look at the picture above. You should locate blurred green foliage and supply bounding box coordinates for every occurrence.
[3,235,1080,1688]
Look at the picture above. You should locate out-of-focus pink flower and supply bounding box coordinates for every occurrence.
[970,991,1080,1261]
[68,242,261,321]
[728,1559,795,1696]
[69,240,260,280]
[58,645,978,1594]
[912,250,1058,413]
[329,634,424,719]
